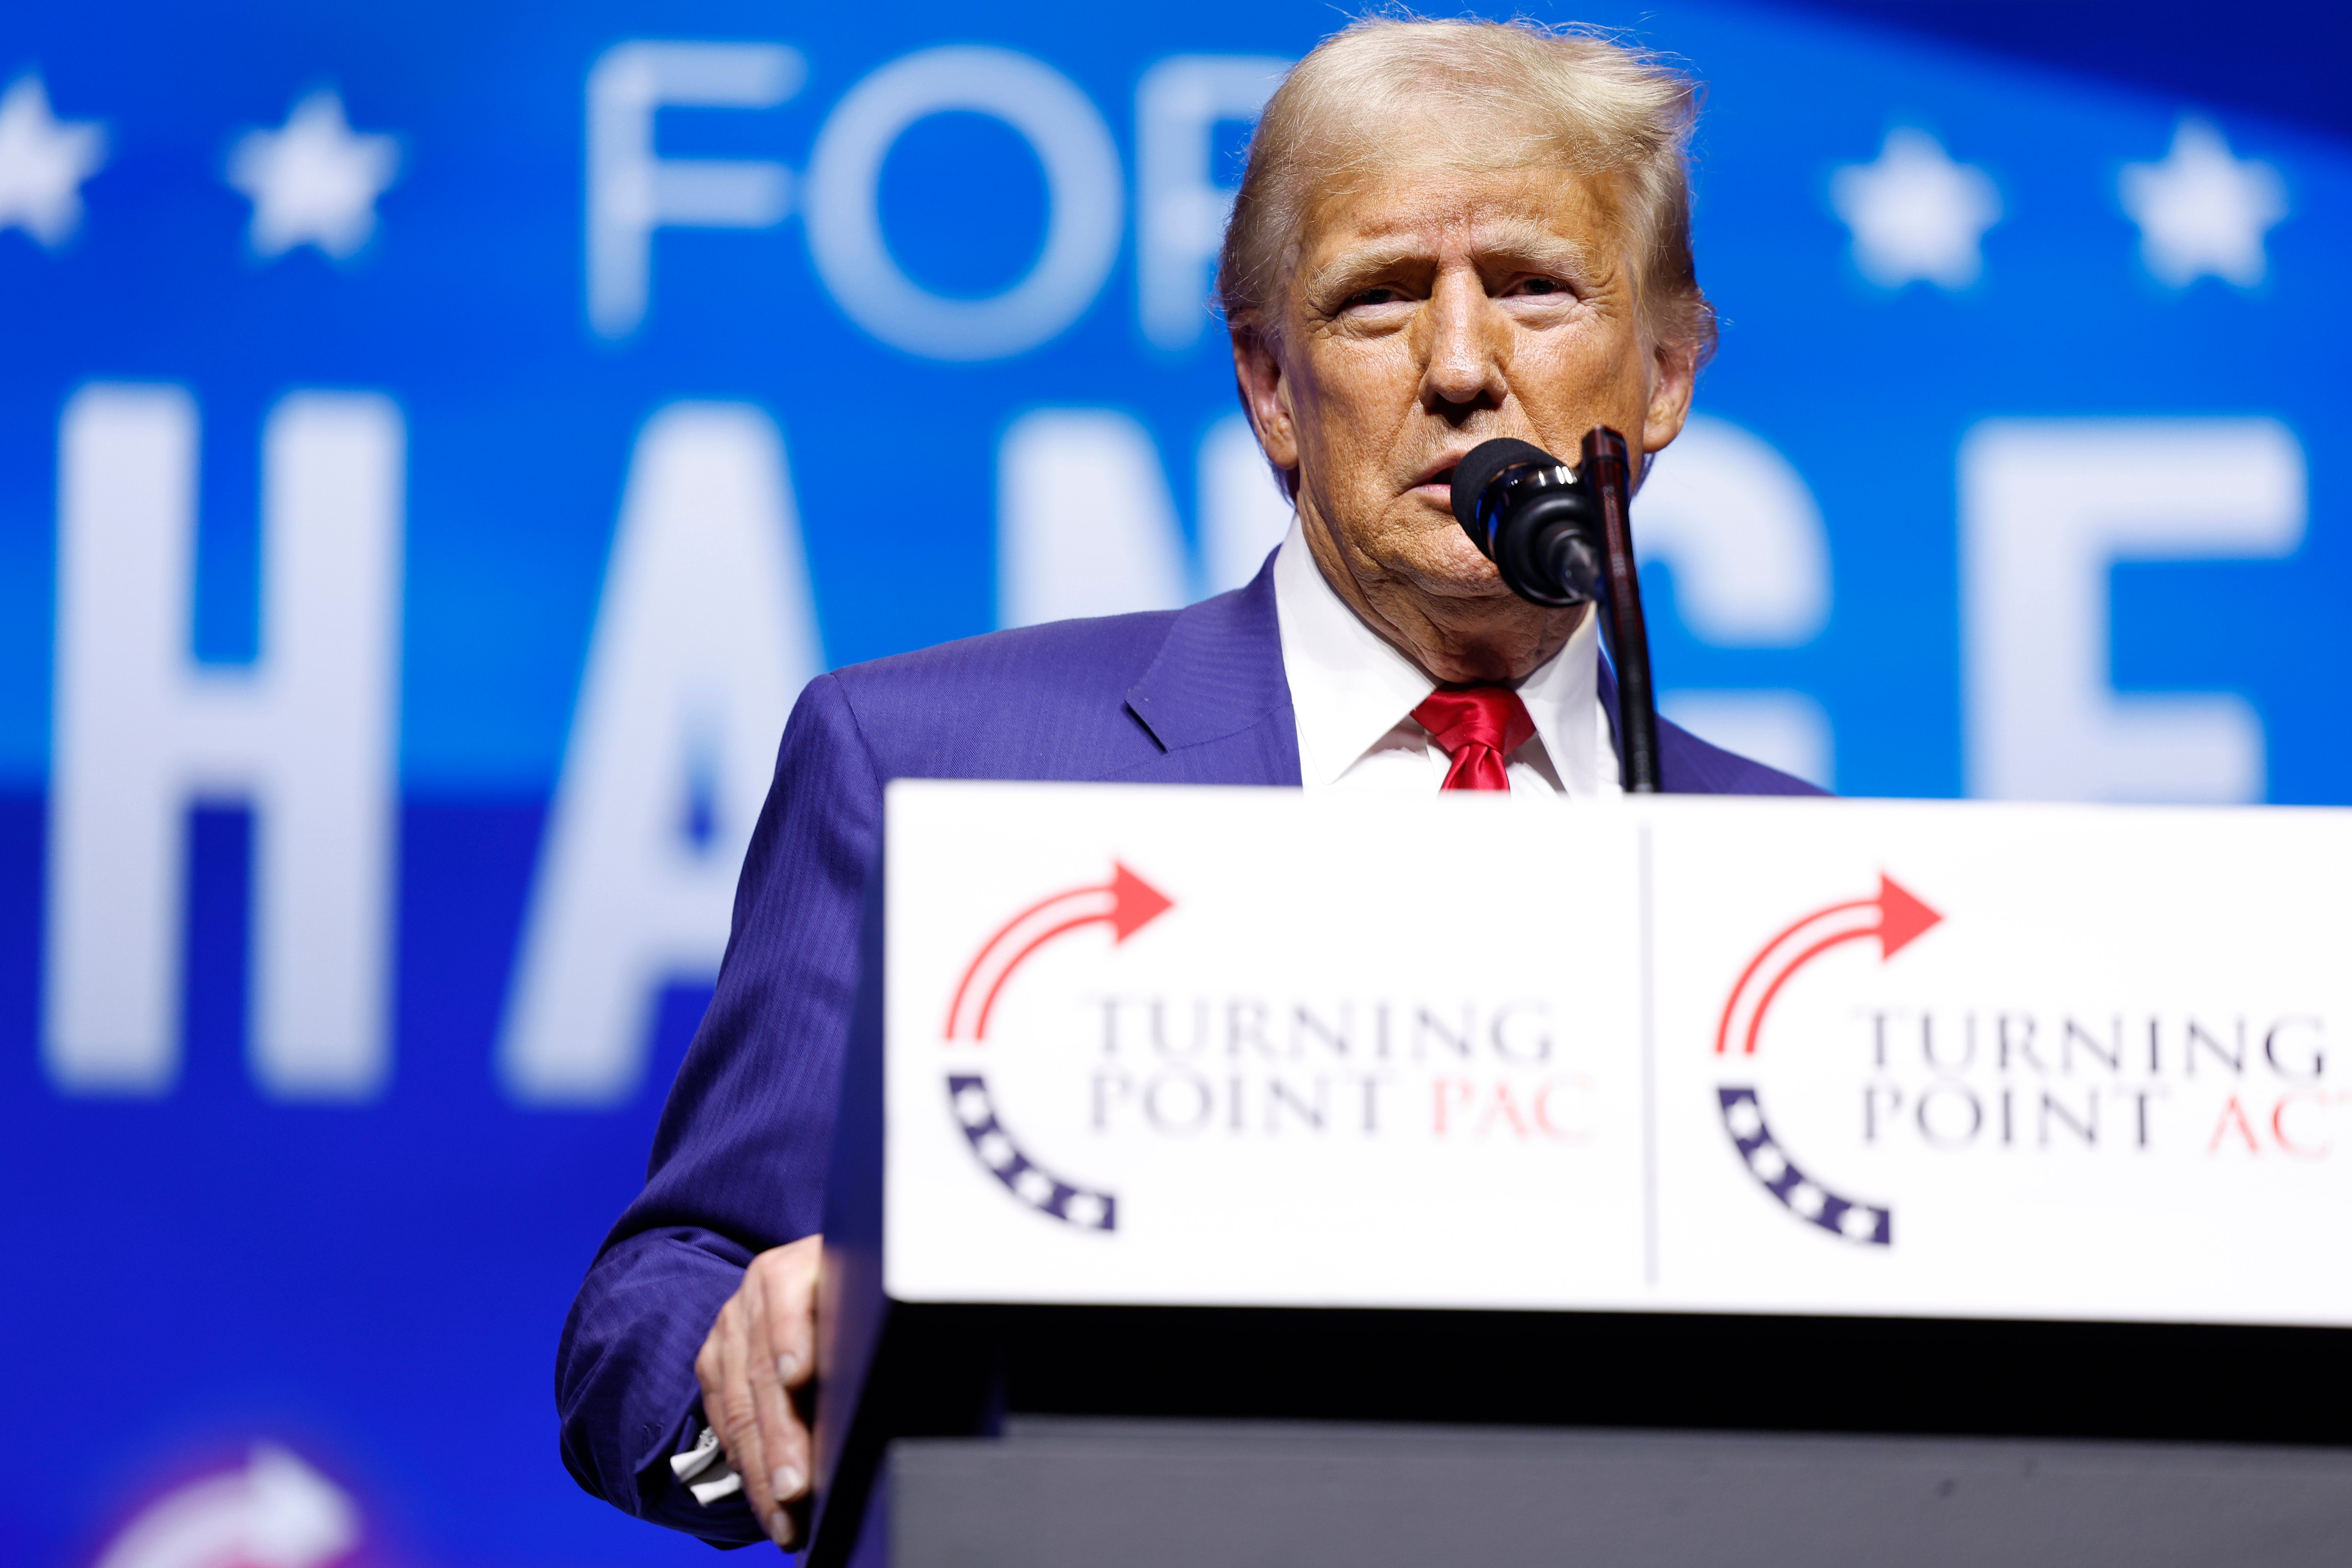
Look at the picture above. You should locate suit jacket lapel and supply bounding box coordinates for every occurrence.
[1113,563,1728,794]
[1113,556,1302,787]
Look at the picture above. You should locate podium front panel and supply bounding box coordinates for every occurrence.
[879,783,2352,1327]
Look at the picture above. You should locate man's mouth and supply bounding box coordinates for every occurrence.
[1411,458,1462,496]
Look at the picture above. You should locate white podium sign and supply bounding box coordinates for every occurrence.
[881,781,2352,1327]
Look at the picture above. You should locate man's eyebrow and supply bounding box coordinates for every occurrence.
[1464,217,1598,270]
[1307,222,1598,293]
[1306,236,1435,292]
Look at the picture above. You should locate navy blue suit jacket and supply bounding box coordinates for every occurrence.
[555,558,1819,1543]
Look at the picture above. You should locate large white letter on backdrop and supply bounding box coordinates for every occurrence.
[1135,55,1286,352]
[502,404,822,1106]
[997,410,1188,628]
[1634,415,1829,646]
[47,385,403,1099]
[585,41,803,339]
[1634,414,1835,789]
[1963,418,2304,802]
[804,47,1122,361]
[996,410,1292,627]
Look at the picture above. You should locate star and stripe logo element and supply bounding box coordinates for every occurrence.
[941,862,1173,1230]
[1713,874,1943,1246]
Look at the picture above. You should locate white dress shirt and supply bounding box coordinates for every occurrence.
[1271,520,1622,799]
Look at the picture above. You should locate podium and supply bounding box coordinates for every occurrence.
[810,784,2352,1565]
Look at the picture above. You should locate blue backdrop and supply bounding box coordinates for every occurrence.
[2,2,2346,1564]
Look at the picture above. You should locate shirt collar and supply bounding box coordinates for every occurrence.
[1271,519,1616,795]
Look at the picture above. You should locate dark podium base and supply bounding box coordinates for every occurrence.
[888,1418,2352,1567]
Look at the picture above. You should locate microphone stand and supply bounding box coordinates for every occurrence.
[1581,428,1662,794]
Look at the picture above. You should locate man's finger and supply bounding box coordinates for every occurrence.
[752,1330,811,1514]
[716,1285,789,1545]
[761,1236,822,1392]
[748,1241,819,1515]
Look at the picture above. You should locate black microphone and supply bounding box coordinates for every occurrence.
[1449,428,1661,793]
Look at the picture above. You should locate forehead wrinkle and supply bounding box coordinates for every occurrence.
[1460,213,1600,270]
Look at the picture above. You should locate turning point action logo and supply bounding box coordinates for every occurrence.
[940,861,1172,1232]
[1715,873,1943,1248]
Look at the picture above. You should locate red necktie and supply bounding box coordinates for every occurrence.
[1412,687,1535,792]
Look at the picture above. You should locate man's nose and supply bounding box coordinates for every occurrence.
[1421,270,1507,413]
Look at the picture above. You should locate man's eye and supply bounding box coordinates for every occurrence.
[1513,277,1566,296]
[1344,286,1405,309]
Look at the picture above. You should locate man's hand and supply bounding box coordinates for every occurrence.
[695,1235,821,1550]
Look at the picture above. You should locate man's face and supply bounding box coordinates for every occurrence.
[1235,150,1694,665]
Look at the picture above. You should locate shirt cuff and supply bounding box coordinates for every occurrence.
[669,1420,744,1507]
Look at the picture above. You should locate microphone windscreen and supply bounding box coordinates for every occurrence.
[1449,437,1562,536]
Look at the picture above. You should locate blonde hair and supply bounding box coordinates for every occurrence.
[1218,14,1716,366]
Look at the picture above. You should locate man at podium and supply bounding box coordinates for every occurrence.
[559,13,1817,1550]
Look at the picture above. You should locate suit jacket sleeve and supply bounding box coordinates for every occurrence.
[555,672,882,1543]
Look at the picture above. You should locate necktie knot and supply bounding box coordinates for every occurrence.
[1411,686,1535,792]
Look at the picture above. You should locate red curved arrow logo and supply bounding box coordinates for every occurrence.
[945,862,1174,1042]
[1714,873,1941,1058]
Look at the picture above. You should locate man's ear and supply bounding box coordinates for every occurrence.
[1640,340,1697,460]
[1231,319,1301,477]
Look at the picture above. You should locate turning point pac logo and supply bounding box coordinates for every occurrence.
[1714,873,1943,1247]
[941,861,1173,1231]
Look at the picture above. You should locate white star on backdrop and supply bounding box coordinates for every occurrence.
[0,74,107,249]
[226,89,399,261]
[1830,128,2002,290]
[2119,118,2285,289]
